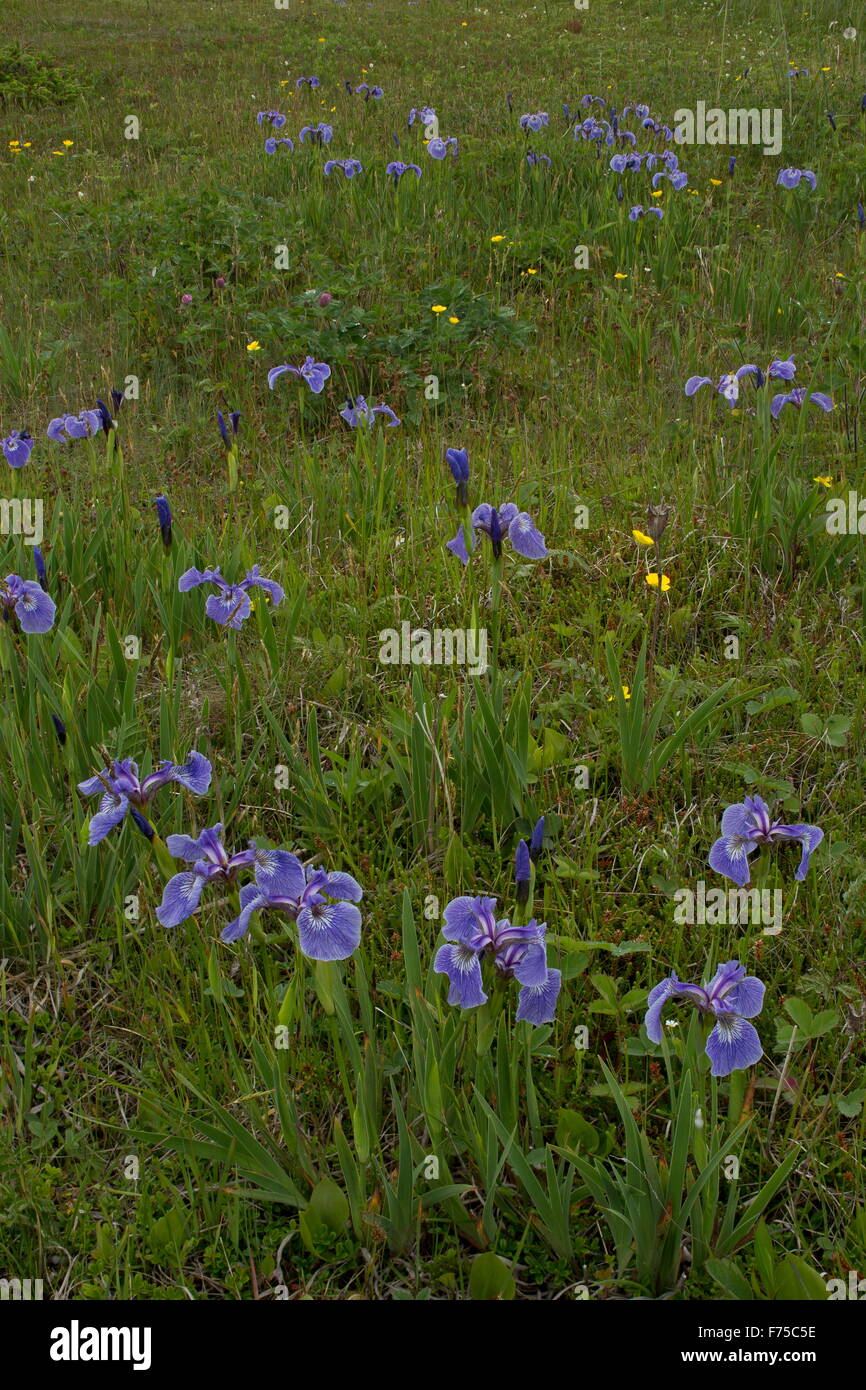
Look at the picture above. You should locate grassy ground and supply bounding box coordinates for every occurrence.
[1,0,865,1301]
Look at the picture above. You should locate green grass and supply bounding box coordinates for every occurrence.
[1,0,865,1301]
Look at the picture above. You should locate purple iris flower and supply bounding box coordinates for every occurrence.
[645,960,765,1077]
[157,824,260,928]
[296,76,320,89]
[708,794,823,886]
[2,430,34,468]
[685,358,797,407]
[859,203,865,228]
[446,446,469,506]
[33,546,47,587]
[408,107,436,127]
[386,160,422,183]
[324,158,363,177]
[472,503,547,561]
[728,155,736,177]
[519,112,548,132]
[299,123,333,145]
[770,386,834,418]
[433,895,561,1025]
[1,574,56,634]
[529,816,545,861]
[220,850,363,960]
[339,396,401,427]
[77,752,212,846]
[216,411,241,447]
[257,111,287,129]
[355,84,383,98]
[777,167,817,190]
[651,168,688,190]
[47,410,102,442]
[788,68,809,79]
[178,565,285,629]
[154,494,172,550]
[264,136,294,154]
[427,137,458,159]
[268,356,331,393]
[526,150,551,167]
[94,391,123,437]
[629,205,663,220]
[610,152,646,173]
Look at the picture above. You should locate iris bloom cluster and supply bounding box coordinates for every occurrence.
[78,753,212,845]
[220,850,363,960]
[708,794,823,886]
[685,356,797,408]
[268,356,331,393]
[2,430,34,467]
[1,573,56,634]
[324,158,363,178]
[386,160,422,183]
[447,502,547,565]
[434,895,561,1025]
[340,396,401,428]
[178,565,285,629]
[645,960,765,1077]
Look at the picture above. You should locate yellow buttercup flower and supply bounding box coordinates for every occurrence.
[813,476,832,487]
[490,234,505,242]
[710,178,722,186]
[448,315,460,324]
[246,341,262,352]
[614,272,628,279]
[525,267,539,275]
[646,573,671,591]
[651,189,663,197]
[63,139,74,147]
[608,686,631,702]
[9,140,20,147]
[632,529,654,547]
[431,304,447,313]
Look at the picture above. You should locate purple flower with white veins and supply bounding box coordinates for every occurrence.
[433,895,561,1025]
[519,112,548,132]
[77,752,212,846]
[777,167,816,190]
[645,960,765,1077]
[157,823,261,928]
[220,849,363,960]
[651,168,688,191]
[324,158,363,177]
[526,150,551,167]
[339,396,401,427]
[1,574,56,634]
[470,503,547,561]
[386,160,422,183]
[296,76,320,89]
[47,410,102,442]
[3,430,34,468]
[610,152,645,173]
[629,205,663,220]
[685,357,797,407]
[708,794,823,886]
[427,137,458,159]
[771,386,833,418]
[257,110,287,129]
[299,123,333,145]
[264,136,294,154]
[408,106,436,127]
[268,356,331,393]
[178,565,285,629]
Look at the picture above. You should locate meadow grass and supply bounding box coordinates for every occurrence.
[0,0,865,1301]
